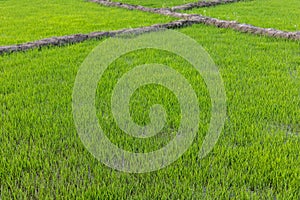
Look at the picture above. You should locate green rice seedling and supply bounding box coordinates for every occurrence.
[186,0,300,31]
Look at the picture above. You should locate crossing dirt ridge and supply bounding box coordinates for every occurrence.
[1,0,299,55]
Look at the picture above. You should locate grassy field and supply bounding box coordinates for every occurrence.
[1,0,300,199]
[0,0,173,45]
[186,0,300,31]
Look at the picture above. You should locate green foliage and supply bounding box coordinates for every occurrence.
[0,0,172,45]
[186,0,300,31]
[1,0,299,199]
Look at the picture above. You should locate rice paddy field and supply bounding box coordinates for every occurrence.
[185,0,300,31]
[1,0,299,199]
[0,0,174,45]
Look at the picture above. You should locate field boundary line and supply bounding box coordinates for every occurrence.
[1,0,299,55]
[1,17,300,55]
[90,0,300,40]
[171,0,242,11]
[0,20,200,55]
[90,0,242,12]
[90,0,190,18]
